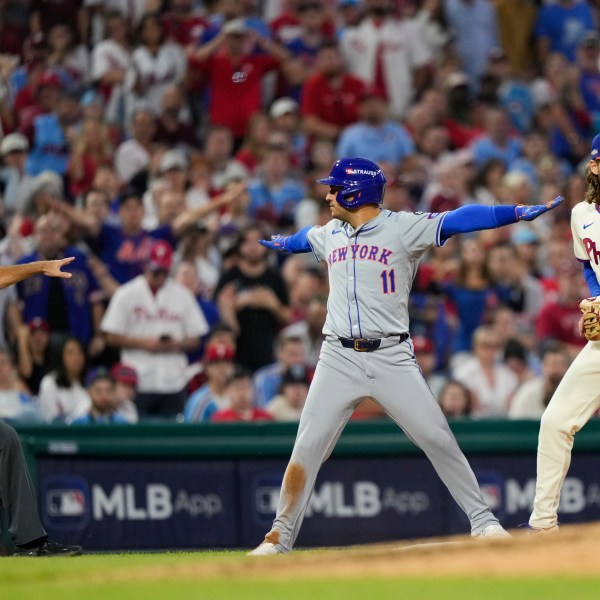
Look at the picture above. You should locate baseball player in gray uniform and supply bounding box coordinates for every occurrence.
[248,157,562,555]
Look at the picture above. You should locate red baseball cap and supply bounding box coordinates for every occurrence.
[28,317,50,333]
[38,71,62,88]
[110,363,138,386]
[205,342,235,363]
[412,335,434,353]
[147,240,173,271]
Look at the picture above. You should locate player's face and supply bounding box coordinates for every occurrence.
[325,186,352,220]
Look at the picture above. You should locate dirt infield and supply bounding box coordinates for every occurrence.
[78,522,600,585]
[239,523,600,579]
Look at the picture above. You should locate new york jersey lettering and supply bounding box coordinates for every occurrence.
[327,245,393,266]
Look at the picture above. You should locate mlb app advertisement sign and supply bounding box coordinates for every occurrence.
[38,459,237,549]
[239,457,446,547]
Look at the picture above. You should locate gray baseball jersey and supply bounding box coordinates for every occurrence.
[307,209,446,338]
[254,208,502,553]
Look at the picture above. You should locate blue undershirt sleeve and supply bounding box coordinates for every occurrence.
[440,205,518,239]
[284,226,313,253]
[582,260,600,297]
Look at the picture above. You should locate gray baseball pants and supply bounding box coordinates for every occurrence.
[262,339,499,552]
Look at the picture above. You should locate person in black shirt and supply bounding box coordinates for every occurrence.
[215,224,291,371]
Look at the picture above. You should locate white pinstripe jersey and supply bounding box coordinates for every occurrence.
[307,209,447,339]
[572,201,600,279]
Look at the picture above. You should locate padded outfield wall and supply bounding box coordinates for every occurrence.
[12,420,600,550]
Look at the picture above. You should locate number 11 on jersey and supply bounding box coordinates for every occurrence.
[380,269,396,294]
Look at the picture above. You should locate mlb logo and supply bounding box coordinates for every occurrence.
[41,475,91,531]
[255,486,280,515]
[480,483,502,511]
[47,489,86,517]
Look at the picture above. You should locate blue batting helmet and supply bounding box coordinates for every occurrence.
[317,157,387,210]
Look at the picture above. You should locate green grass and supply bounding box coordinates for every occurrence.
[1,553,599,600]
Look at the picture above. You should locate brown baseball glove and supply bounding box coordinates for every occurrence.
[579,297,600,341]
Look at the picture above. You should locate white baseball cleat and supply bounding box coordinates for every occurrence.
[474,524,511,539]
[247,542,281,556]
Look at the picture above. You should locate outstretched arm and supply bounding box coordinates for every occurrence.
[259,226,314,253]
[440,197,563,240]
[0,258,75,290]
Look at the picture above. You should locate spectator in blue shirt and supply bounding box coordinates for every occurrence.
[470,106,522,169]
[17,213,102,348]
[535,0,594,64]
[70,367,128,425]
[184,342,236,422]
[247,146,305,225]
[336,88,415,168]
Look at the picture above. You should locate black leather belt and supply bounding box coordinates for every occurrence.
[338,333,409,352]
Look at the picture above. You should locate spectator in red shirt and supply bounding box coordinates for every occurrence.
[189,18,291,143]
[211,366,274,422]
[301,40,366,143]
[162,0,209,47]
[536,265,588,357]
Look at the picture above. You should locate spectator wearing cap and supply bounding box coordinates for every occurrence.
[534,1,594,65]
[337,0,363,32]
[0,133,33,218]
[252,335,306,408]
[70,367,129,425]
[300,40,366,143]
[188,18,292,145]
[412,335,447,401]
[340,0,432,119]
[132,13,187,116]
[37,336,89,423]
[101,240,209,418]
[16,317,53,397]
[110,363,139,424]
[270,97,307,170]
[336,87,415,169]
[183,342,236,422]
[266,363,310,421]
[0,348,41,425]
[212,366,273,423]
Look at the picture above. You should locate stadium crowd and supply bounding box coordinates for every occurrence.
[0,0,598,424]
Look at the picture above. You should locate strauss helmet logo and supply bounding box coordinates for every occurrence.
[345,168,378,176]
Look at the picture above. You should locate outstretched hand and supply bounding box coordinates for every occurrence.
[516,196,564,222]
[42,257,75,279]
[259,235,290,253]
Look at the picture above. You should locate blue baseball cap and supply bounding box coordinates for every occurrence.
[591,133,600,159]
